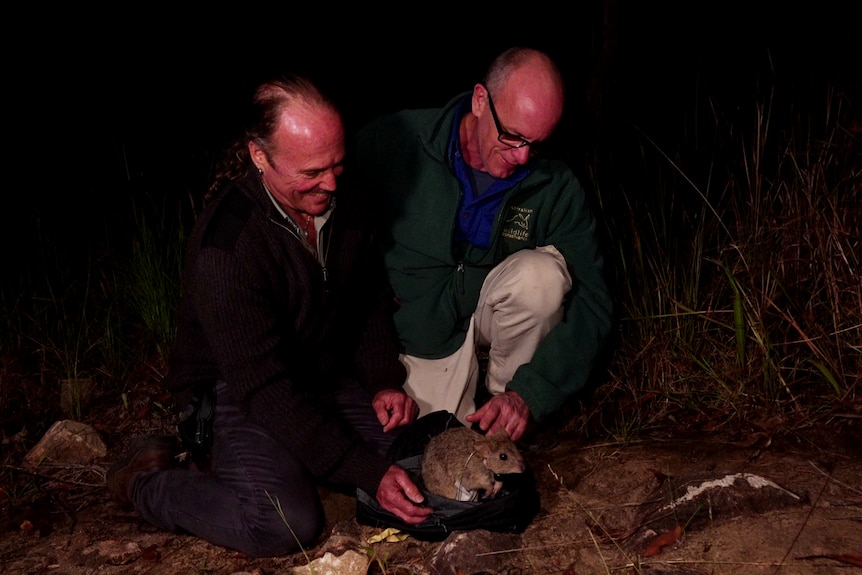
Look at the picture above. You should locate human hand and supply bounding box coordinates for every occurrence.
[465,390,530,441]
[373,389,419,432]
[376,465,434,525]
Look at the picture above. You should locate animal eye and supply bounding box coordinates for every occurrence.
[500,453,508,461]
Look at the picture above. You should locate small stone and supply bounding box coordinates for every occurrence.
[23,420,107,468]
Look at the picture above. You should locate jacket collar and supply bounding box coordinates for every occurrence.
[416,92,472,164]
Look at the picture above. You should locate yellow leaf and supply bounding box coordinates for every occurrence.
[367,527,409,543]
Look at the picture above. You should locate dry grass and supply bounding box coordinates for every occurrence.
[588,82,861,440]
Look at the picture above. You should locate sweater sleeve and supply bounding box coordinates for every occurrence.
[508,170,614,422]
[348,231,408,396]
[190,245,392,495]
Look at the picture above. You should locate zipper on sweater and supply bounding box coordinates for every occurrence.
[319,216,332,295]
[453,185,466,295]
[269,216,306,245]
[269,216,328,292]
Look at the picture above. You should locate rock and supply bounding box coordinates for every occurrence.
[632,471,805,541]
[23,420,107,467]
[315,519,366,557]
[291,549,368,575]
[83,540,142,565]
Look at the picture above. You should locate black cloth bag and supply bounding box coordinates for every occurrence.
[356,410,541,541]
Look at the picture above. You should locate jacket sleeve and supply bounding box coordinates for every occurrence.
[508,170,614,422]
[350,243,408,396]
[345,127,410,395]
[190,240,392,496]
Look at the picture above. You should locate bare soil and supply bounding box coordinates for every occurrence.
[2,416,860,575]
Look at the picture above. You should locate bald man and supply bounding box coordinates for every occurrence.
[108,75,431,558]
[354,47,613,441]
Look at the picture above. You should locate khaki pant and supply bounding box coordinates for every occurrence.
[401,245,572,424]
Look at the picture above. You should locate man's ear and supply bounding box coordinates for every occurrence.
[248,140,267,172]
[471,83,487,117]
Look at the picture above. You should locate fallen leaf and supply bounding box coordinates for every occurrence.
[134,404,151,420]
[828,554,862,568]
[642,524,683,557]
[366,527,409,543]
[141,544,161,562]
[798,553,862,568]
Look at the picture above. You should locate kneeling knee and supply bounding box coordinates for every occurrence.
[508,263,571,317]
[242,515,324,558]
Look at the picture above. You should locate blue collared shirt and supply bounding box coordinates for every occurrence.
[448,96,529,249]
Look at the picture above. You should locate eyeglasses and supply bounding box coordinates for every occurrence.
[481,83,537,150]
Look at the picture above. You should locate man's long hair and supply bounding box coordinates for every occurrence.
[206,74,338,200]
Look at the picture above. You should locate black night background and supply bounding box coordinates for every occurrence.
[4,6,858,283]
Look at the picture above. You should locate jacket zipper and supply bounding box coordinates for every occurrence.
[269,216,329,292]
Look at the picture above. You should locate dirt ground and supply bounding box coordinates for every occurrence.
[2,419,861,575]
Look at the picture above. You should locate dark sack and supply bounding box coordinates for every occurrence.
[356,410,540,541]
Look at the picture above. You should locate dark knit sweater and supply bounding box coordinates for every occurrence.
[165,169,406,496]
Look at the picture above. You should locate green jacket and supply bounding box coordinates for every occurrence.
[354,93,613,422]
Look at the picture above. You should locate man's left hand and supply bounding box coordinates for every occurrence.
[465,390,530,441]
[376,465,433,524]
[373,389,419,432]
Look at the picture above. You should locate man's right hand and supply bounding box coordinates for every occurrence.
[376,465,433,525]
[466,390,530,441]
[373,389,419,432]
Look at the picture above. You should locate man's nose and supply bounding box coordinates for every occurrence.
[512,145,531,165]
[320,171,338,191]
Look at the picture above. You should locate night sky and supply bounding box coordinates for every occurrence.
[4,6,859,283]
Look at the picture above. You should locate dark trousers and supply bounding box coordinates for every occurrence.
[131,380,396,557]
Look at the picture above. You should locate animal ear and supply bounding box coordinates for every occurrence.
[474,440,492,457]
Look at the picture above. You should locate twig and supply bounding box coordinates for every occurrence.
[611,559,784,570]
[266,491,315,571]
[809,460,862,496]
[476,541,592,556]
[587,525,613,575]
[772,465,833,574]
[2,464,105,488]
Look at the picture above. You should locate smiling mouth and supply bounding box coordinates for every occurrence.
[497,157,518,175]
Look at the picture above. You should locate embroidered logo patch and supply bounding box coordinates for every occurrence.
[501,206,533,241]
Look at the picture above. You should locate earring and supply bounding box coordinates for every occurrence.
[256,166,263,175]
